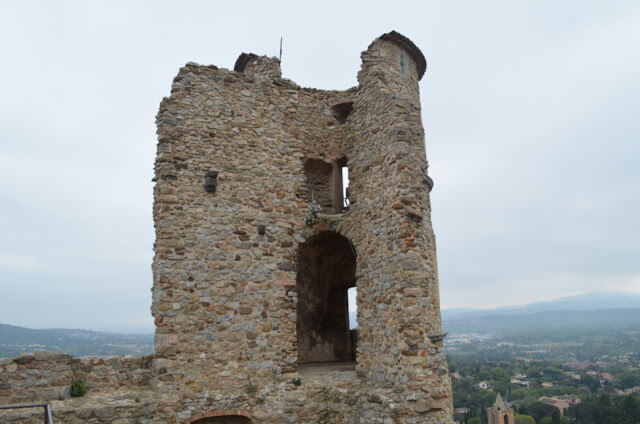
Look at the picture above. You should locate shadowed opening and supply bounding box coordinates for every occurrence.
[192,416,251,424]
[296,232,357,364]
[331,101,353,123]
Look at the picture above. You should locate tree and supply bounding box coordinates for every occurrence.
[493,381,509,395]
[617,372,640,390]
[515,414,535,424]
[583,375,600,393]
[468,418,481,424]
[481,405,488,423]
[510,388,529,400]
[552,409,561,424]
[527,401,557,423]
[621,395,640,423]
[491,367,511,383]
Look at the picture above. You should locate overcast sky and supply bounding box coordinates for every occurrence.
[1,1,639,333]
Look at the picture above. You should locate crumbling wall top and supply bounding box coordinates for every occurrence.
[234,52,281,81]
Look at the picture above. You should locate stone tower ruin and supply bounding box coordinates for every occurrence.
[152,31,453,423]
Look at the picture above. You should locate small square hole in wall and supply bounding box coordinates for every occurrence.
[330,102,353,124]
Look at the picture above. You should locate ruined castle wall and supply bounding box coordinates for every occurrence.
[347,39,452,417]
[74,355,152,394]
[151,34,452,423]
[152,58,356,421]
[0,32,453,424]
[0,351,154,423]
[0,351,152,405]
[0,352,74,404]
[300,38,451,421]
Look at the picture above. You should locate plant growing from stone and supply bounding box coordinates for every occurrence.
[246,383,257,394]
[70,379,88,397]
[304,199,322,226]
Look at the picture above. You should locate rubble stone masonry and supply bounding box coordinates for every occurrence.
[0,32,452,423]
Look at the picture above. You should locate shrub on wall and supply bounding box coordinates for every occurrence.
[70,379,88,397]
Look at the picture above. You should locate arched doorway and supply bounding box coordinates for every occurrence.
[192,416,251,424]
[296,231,357,364]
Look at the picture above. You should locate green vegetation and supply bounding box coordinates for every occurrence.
[565,394,640,424]
[70,379,88,397]
[446,315,640,423]
[515,414,535,424]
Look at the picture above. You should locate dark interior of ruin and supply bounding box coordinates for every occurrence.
[296,232,357,364]
[192,416,251,424]
[330,101,353,123]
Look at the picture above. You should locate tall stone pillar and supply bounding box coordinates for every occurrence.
[347,32,452,419]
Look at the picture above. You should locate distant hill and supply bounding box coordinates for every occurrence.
[442,308,640,337]
[0,323,153,358]
[5,291,640,357]
[348,292,640,336]
[441,291,640,320]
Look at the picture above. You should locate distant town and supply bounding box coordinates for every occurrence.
[444,309,640,423]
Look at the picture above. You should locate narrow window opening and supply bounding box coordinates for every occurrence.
[399,51,408,77]
[332,157,349,214]
[348,287,357,329]
[303,158,333,211]
[297,232,357,365]
[348,287,358,362]
[341,166,350,211]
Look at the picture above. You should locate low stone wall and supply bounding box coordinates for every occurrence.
[0,351,74,404]
[0,392,157,424]
[0,351,152,405]
[74,355,152,394]
[169,365,450,424]
[1,352,449,423]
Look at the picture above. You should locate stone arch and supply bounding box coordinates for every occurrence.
[296,231,357,364]
[190,411,252,424]
[192,418,250,424]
